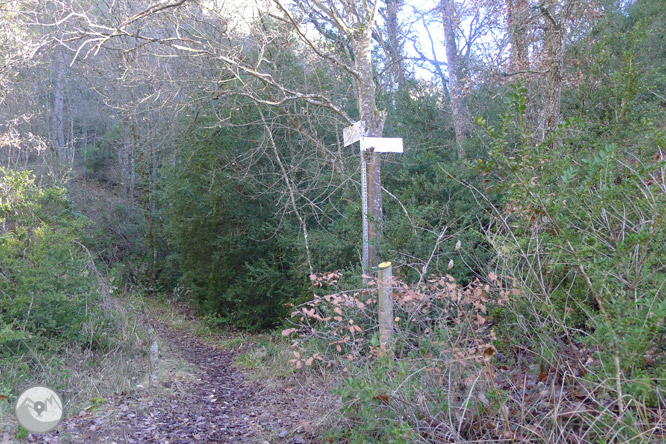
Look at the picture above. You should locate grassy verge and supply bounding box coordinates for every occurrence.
[0,169,147,439]
[0,291,151,441]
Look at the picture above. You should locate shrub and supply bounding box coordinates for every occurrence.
[475,83,666,441]
[0,169,116,355]
[282,270,513,442]
[158,136,311,330]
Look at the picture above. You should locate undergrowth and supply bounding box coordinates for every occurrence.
[282,264,665,443]
[277,87,666,442]
[0,169,149,439]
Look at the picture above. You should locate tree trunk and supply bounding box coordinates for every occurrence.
[385,0,406,90]
[121,130,132,201]
[50,47,67,158]
[440,0,470,159]
[506,0,530,75]
[69,102,75,162]
[354,26,386,271]
[541,0,565,136]
[144,143,156,280]
[506,0,539,134]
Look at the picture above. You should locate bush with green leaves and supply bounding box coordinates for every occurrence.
[0,169,116,356]
[156,89,498,330]
[476,82,665,439]
[380,87,497,285]
[158,125,313,330]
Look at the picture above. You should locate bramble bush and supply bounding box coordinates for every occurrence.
[282,270,514,442]
[280,84,666,442]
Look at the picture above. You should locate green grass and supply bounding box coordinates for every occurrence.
[0,291,149,440]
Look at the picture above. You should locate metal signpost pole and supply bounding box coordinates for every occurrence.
[361,152,369,277]
[343,122,402,279]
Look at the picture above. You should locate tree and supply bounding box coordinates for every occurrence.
[49,45,68,159]
[440,0,471,157]
[0,1,49,167]
[501,0,596,140]
[505,0,530,76]
[406,0,504,158]
[539,0,571,136]
[296,0,387,271]
[382,0,406,90]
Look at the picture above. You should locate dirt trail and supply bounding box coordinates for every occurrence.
[32,321,318,444]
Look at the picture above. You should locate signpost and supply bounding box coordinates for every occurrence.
[343,122,404,275]
[361,152,369,274]
[360,137,404,153]
[343,121,364,147]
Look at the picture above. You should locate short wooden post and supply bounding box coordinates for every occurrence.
[377,261,394,349]
[148,329,159,386]
[150,338,159,385]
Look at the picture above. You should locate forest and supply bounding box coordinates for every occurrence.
[0,0,665,442]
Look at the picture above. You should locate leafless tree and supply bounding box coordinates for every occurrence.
[441,0,471,157]
[406,0,505,158]
[501,0,599,140]
[0,1,51,167]
[382,0,406,90]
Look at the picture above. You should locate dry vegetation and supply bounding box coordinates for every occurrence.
[271,268,666,443]
[0,291,150,441]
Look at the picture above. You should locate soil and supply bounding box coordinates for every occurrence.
[30,320,324,444]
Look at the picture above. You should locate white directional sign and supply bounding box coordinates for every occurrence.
[343,121,365,147]
[360,137,404,153]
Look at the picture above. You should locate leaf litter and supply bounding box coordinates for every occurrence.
[32,320,320,444]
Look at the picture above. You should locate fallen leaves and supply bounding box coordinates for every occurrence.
[281,328,297,336]
[48,319,322,444]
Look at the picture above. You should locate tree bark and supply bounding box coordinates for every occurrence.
[354,25,386,271]
[506,0,539,134]
[440,0,470,159]
[385,0,406,89]
[541,0,565,136]
[506,0,530,75]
